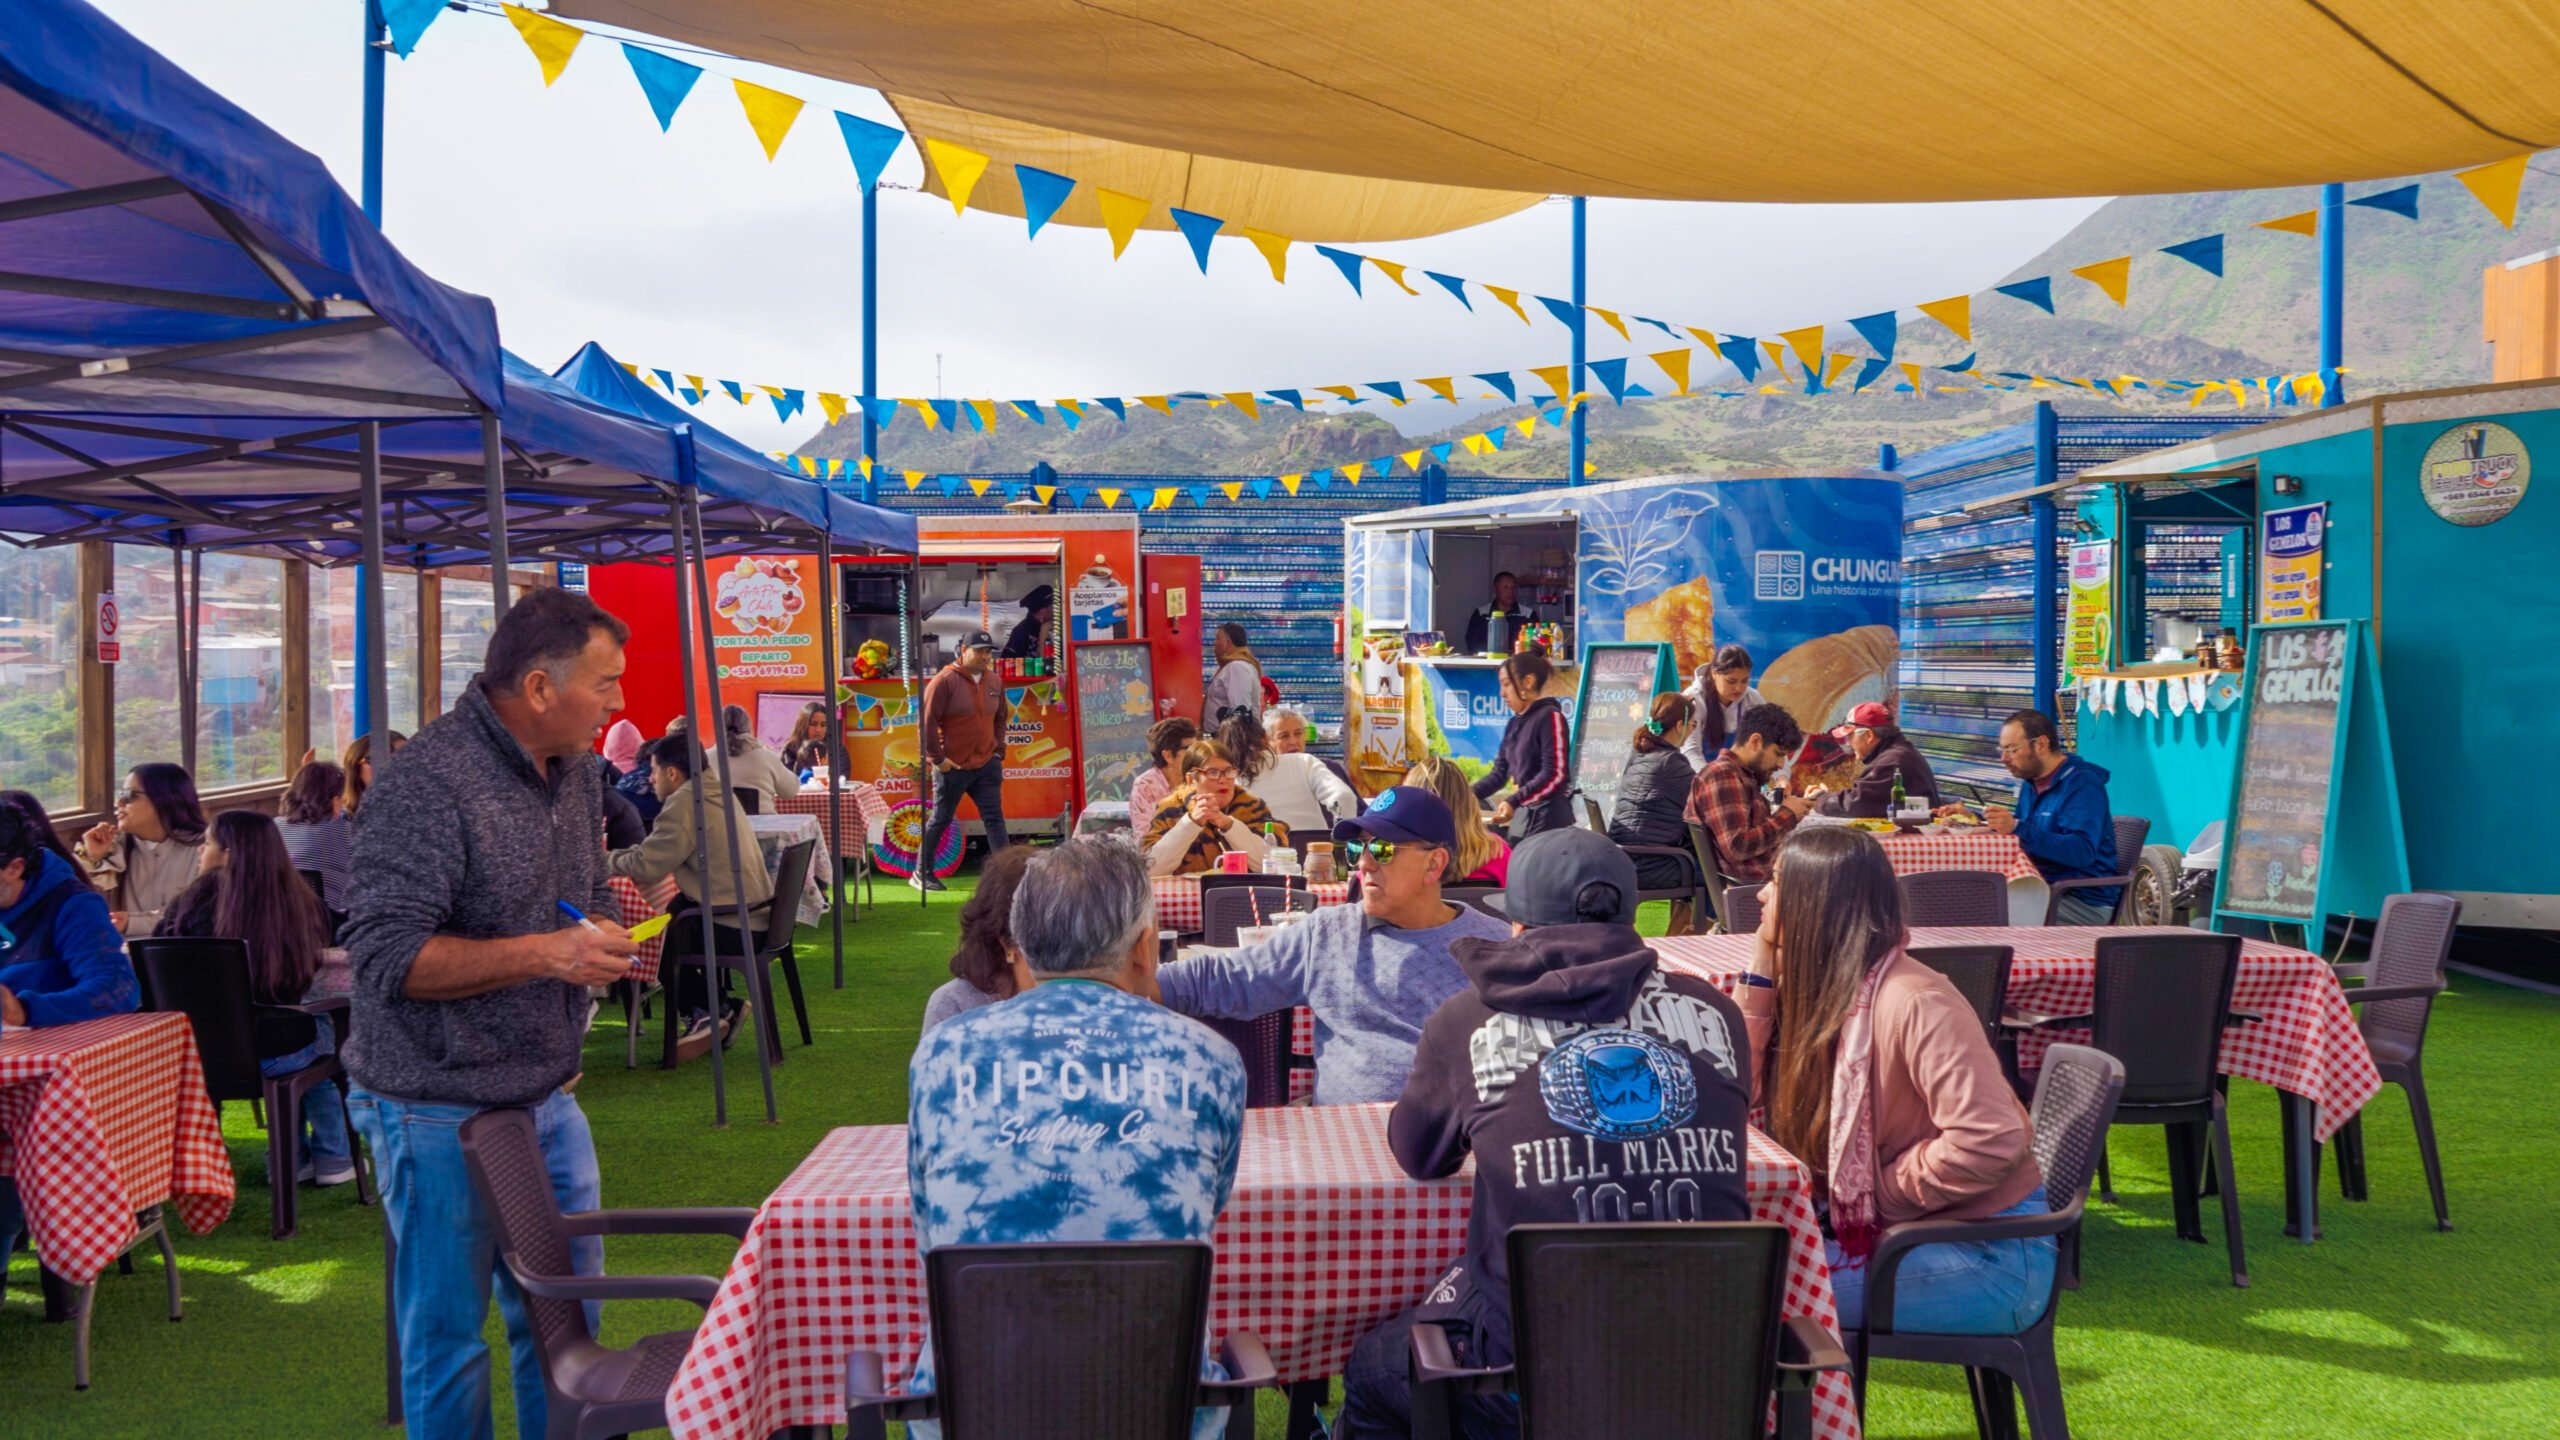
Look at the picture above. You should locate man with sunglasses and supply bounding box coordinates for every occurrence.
[1154,786,1511,1103]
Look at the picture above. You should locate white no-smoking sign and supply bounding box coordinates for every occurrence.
[96,590,120,664]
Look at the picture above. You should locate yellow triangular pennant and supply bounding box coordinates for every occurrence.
[1589,307,1632,341]
[904,469,927,489]
[967,399,998,431]
[1097,487,1122,508]
[2298,371,2328,405]
[1234,227,1291,282]
[1417,377,1456,403]
[1151,488,1179,510]
[2456,153,2530,228]
[1056,399,1084,418]
[1460,434,1489,455]
[1824,353,1860,387]
[1515,417,1537,438]
[1220,482,1244,502]
[502,4,583,86]
[1279,473,1302,495]
[734,79,804,162]
[1035,485,1056,504]
[1648,348,1690,395]
[1138,395,1173,414]
[1917,295,1972,342]
[1222,392,1260,419]
[1760,340,1789,375]
[1529,364,1571,400]
[1369,258,1421,296]
[684,374,707,397]
[2257,210,2319,237]
[1684,326,1721,352]
[921,136,990,214]
[1899,362,1924,391]
[901,398,939,430]
[2071,255,2132,306]
[968,478,992,497]
[1484,285,1531,324]
[1096,189,1150,258]
[1400,449,1426,472]
[1339,464,1364,485]
[1779,325,1825,371]
[1314,385,1359,404]
[817,392,848,425]
[859,456,875,478]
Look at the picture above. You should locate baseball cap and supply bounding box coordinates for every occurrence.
[1331,785,1457,849]
[1830,700,1895,741]
[959,629,996,651]
[1485,828,1638,927]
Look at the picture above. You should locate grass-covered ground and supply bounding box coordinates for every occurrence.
[5,870,2554,1439]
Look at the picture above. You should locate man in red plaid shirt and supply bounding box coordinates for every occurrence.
[1685,701,1814,884]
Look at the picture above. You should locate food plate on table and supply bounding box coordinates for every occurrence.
[1847,819,1897,834]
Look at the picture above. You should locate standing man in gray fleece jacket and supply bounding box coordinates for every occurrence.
[341,587,641,1440]
[1155,786,1510,1103]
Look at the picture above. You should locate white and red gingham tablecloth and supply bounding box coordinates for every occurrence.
[607,874,682,984]
[1152,876,1352,933]
[1651,927,2379,1139]
[664,1104,1858,1440]
[1869,828,2041,884]
[0,1012,235,1284]
[777,783,888,863]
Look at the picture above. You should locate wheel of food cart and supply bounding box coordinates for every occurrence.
[2131,843,2184,926]
[874,799,966,879]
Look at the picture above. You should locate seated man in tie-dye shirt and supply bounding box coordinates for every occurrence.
[906,838,1248,1438]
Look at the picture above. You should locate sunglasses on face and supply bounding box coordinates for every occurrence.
[1343,840,1412,866]
[116,789,142,804]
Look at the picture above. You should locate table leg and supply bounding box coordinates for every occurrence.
[2277,1089,2323,1241]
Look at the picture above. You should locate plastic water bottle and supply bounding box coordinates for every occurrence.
[1264,825,1301,876]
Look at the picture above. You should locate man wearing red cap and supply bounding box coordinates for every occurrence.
[1817,701,1938,819]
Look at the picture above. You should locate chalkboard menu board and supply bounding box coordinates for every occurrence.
[1072,641,1154,805]
[2219,622,2349,922]
[1570,643,1675,829]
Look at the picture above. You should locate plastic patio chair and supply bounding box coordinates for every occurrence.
[844,1241,1277,1440]
[1444,886,1507,919]
[1900,870,2012,928]
[1721,883,1765,935]
[2330,892,2461,1231]
[1196,1010,1310,1109]
[455,1108,755,1440]
[1583,796,1710,930]
[1409,1221,1849,1440]
[130,937,374,1240]
[1906,944,2018,1084]
[2041,816,2152,925]
[1686,823,1754,935]
[1852,1043,2126,1440]
[1200,884,1318,948]
[658,838,819,1073]
[2007,932,2255,1287]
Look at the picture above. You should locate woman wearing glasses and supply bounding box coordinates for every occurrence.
[77,763,209,936]
[1140,737,1276,876]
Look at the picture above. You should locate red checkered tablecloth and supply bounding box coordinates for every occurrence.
[1153,877,1352,933]
[665,1104,1855,1440]
[1872,829,2042,884]
[1651,926,2380,1139]
[607,874,682,984]
[777,784,888,862]
[0,1012,235,1284]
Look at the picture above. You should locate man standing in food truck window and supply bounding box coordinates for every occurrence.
[1461,571,1543,655]
[1680,645,1766,770]
[1946,708,2117,924]
[916,630,1011,893]
[999,584,1054,660]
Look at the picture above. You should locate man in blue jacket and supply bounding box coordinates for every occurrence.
[1987,708,2119,924]
[0,798,141,1272]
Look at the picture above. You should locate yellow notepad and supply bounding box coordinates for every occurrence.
[627,912,673,943]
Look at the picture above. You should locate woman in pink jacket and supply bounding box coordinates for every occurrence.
[1738,825,2053,1333]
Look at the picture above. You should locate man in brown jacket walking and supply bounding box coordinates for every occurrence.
[915,629,1010,892]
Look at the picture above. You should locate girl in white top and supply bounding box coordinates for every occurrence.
[78,763,210,936]
[1249,706,1358,834]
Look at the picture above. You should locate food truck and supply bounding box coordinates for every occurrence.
[2067,375,2560,932]
[1344,471,1906,818]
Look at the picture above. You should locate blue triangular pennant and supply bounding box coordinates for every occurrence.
[1067,486,1093,507]
[1251,478,1274,498]
[1938,352,1978,373]
[1995,277,2055,314]
[1370,456,1394,476]
[859,395,900,427]
[1624,383,1654,398]
[834,113,904,193]
[1168,208,1225,273]
[381,0,449,57]
[1015,165,1075,239]
[2160,234,2224,276]
[1541,408,1565,426]
[1011,400,1046,424]
[1313,472,1332,492]
[1848,311,1898,362]
[1266,389,1305,411]
[1537,295,1582,328]
[1473,372,1517,402]
[1093,397,1126,421]
[938,476,963,496]
[1715,335,1761,382]
[1852,357,1892,392]
[2350,184,2419,220]
[1425,271,1472,308]
[679,386,703,406]
[1589,356,1629,402]
[1367,381,1406,403]
[652,368,675,393]
[1313,246,1366,294]
[719,380,746,404]
[960,402,984,432]
[1429,442,1454,464]
[622,43,702,131]
[1186,485,1212,508]
[929,399,959,431]
[1482,426,1506,450]
[770,388,805,422]
[1055,404,1081,432]
[1635,316,1683,338]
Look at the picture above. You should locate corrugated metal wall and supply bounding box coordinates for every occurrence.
[1896,412,2249,801]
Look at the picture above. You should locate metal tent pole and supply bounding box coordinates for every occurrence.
[686,493,780,1123]
[483,412,512,623]
[861,182,880,503]
[2319,181,2345,407]
[665,472,730,1126]
[361,0,385,225]
[817,533,850,987]
[359,422,389,761]
[1569,196,1587,486]
[176,544,198,776]
[2030,401,2061,722]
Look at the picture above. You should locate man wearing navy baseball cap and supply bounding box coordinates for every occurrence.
[1338,827,1754,1438]
[1154,785,1511,1104]
[915,628,1008,892]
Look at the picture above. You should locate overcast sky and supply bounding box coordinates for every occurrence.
[93,0,2111,449]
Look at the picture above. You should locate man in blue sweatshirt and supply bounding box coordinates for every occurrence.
[1988,708,2119,924]
[0,798,141,1272]
[1155,786,1512,1103]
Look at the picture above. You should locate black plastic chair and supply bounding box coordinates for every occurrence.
[1444,885,1506,919]
[130,937,374,1241]
[1197,871,1302,895]
[1907,944,2016,1058]
[1197,1010,1309,1109]
[294,868,347,942]
[1200,884,1318,948]
[1853,1043,2126,1440]
[658,839,818,1074]
[2009,932,2254,1286]
[845,1241,1277,1439]
[2041,816,2152,926]
[1686,823,1758,935]
[2330,892,2460,1231]
[455,1108,755,1440]
[1900,870,2013,928]
[734,786,763,815]
[1410,1221,1849,1440]
[1582,796,1709,931]
[1721,883,1765,936]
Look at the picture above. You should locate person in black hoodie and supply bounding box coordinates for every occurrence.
[1815,701,1939,818]
[1472,650,1573,841]
[1337,828,1754,1440]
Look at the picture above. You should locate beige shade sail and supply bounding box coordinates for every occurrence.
[557,0,2560,204]
[885,95,1545,242]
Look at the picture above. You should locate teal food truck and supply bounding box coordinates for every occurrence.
[2069,376,2556,933]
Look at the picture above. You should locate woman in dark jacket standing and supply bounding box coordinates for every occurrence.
[1473,650,1574,840]
[1608,693,1702,892]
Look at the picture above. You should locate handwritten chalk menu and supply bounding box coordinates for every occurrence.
[1072,641,1154,805]
[2221,623,2349,922]
[1570,643,1675,828]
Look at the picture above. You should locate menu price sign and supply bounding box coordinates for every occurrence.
[1071,640,1154,805]
[2258,503,2325,624]
[2064,542,2112,676]
[2213,619,2409,931]
[1569,642,1675,829]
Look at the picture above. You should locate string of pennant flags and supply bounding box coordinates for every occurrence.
[439,3,2546,396]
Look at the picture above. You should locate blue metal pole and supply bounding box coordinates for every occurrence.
[2030,401,2060,721]
[1569,196,1587,485]
[361,0,385,225]
[860,181,880,502]
[2319,181,2345,407]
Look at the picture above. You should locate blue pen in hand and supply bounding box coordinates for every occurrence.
[556,900,601,933]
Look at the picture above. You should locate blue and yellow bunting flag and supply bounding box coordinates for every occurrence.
[1995,277,2055,314]
[622,42,700,130]
[834,112,903,193]
[1426,272,1471,308]
[2350,184,2419,221]
[1589,356,1629,402]
[1474,371,1517,401]
[1314,246,1365,294]
[1016,165,1075,238]
[1848,311,1897,362]
[1170,208,1225,273]
[2161,235,2224,276]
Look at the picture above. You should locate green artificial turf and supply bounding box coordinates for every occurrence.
[5,884,2556,1439]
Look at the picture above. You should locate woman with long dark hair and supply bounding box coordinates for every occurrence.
[277,761,353,911]
[1740,826,2049,1334]
[919,843,1039,1034]
[1472,649,1572,840]
[76,762,209,935]
[720,703,802,810]
[780,701,846,776]
[159,810,354,1185]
